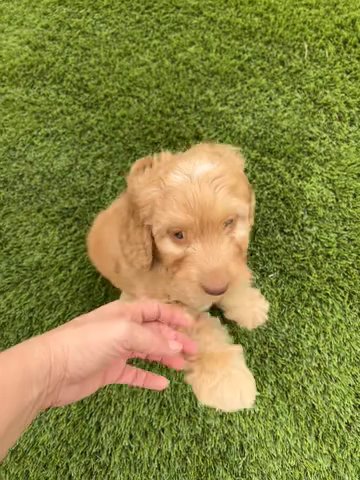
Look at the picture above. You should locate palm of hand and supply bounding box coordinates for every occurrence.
[51,321,193,407]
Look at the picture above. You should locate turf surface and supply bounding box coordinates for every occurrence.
[1,0,359,478]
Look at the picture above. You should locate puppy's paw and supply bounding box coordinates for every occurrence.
[185,346,257,412]
[225,288,269,330]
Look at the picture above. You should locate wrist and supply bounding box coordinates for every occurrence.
[31,333,66,410]
[18,334,64,412]
[23,336,55,412]
[0,335,60,460]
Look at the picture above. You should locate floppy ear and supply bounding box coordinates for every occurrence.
[116,193,154,271]
[87,152,172,285]
[126,151,173,219]
[87,192,153,288]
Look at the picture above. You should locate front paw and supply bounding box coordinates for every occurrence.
[185,346,257,412]
[225,288,269,330]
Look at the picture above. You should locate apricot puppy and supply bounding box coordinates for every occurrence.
[87,143,268,411]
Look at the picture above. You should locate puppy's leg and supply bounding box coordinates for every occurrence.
[185,313,256,412]
[220,283,269,330]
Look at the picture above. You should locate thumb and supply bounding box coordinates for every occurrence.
[118,322,183,356]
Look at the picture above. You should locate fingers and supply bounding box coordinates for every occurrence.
[75,299,194,332]
[111,304,197,357]
[146,322,197,356]
[113,364,169,391]
[117,321,184,357]
[152,355,185,370]
[120,300,194,328]
[134,352,186,370]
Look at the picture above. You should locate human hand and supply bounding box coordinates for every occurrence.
[40,300,197,408]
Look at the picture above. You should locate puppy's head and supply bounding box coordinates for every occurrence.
[126,143,255,309]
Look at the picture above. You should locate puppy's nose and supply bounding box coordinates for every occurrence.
[202,283,229,296]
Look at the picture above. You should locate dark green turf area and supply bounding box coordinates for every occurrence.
[1,0,359,478]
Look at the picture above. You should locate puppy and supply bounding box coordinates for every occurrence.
[87,143,268,411]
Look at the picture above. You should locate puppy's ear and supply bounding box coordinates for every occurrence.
[87,152,172,284]
[126,152,173,219]
[128,154,159,178]
[87,193,153,287]
[126,155,158,221]
[117,194,154,270]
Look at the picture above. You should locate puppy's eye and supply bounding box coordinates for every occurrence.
[173,231,185,240]
[224,218,234,228]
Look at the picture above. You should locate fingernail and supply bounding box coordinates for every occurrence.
[168,340,182,352]
[155,377,169,390]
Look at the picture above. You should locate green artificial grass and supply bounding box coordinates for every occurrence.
[1,0,359,478]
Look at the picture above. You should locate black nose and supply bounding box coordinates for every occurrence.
[202,285,228,296]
